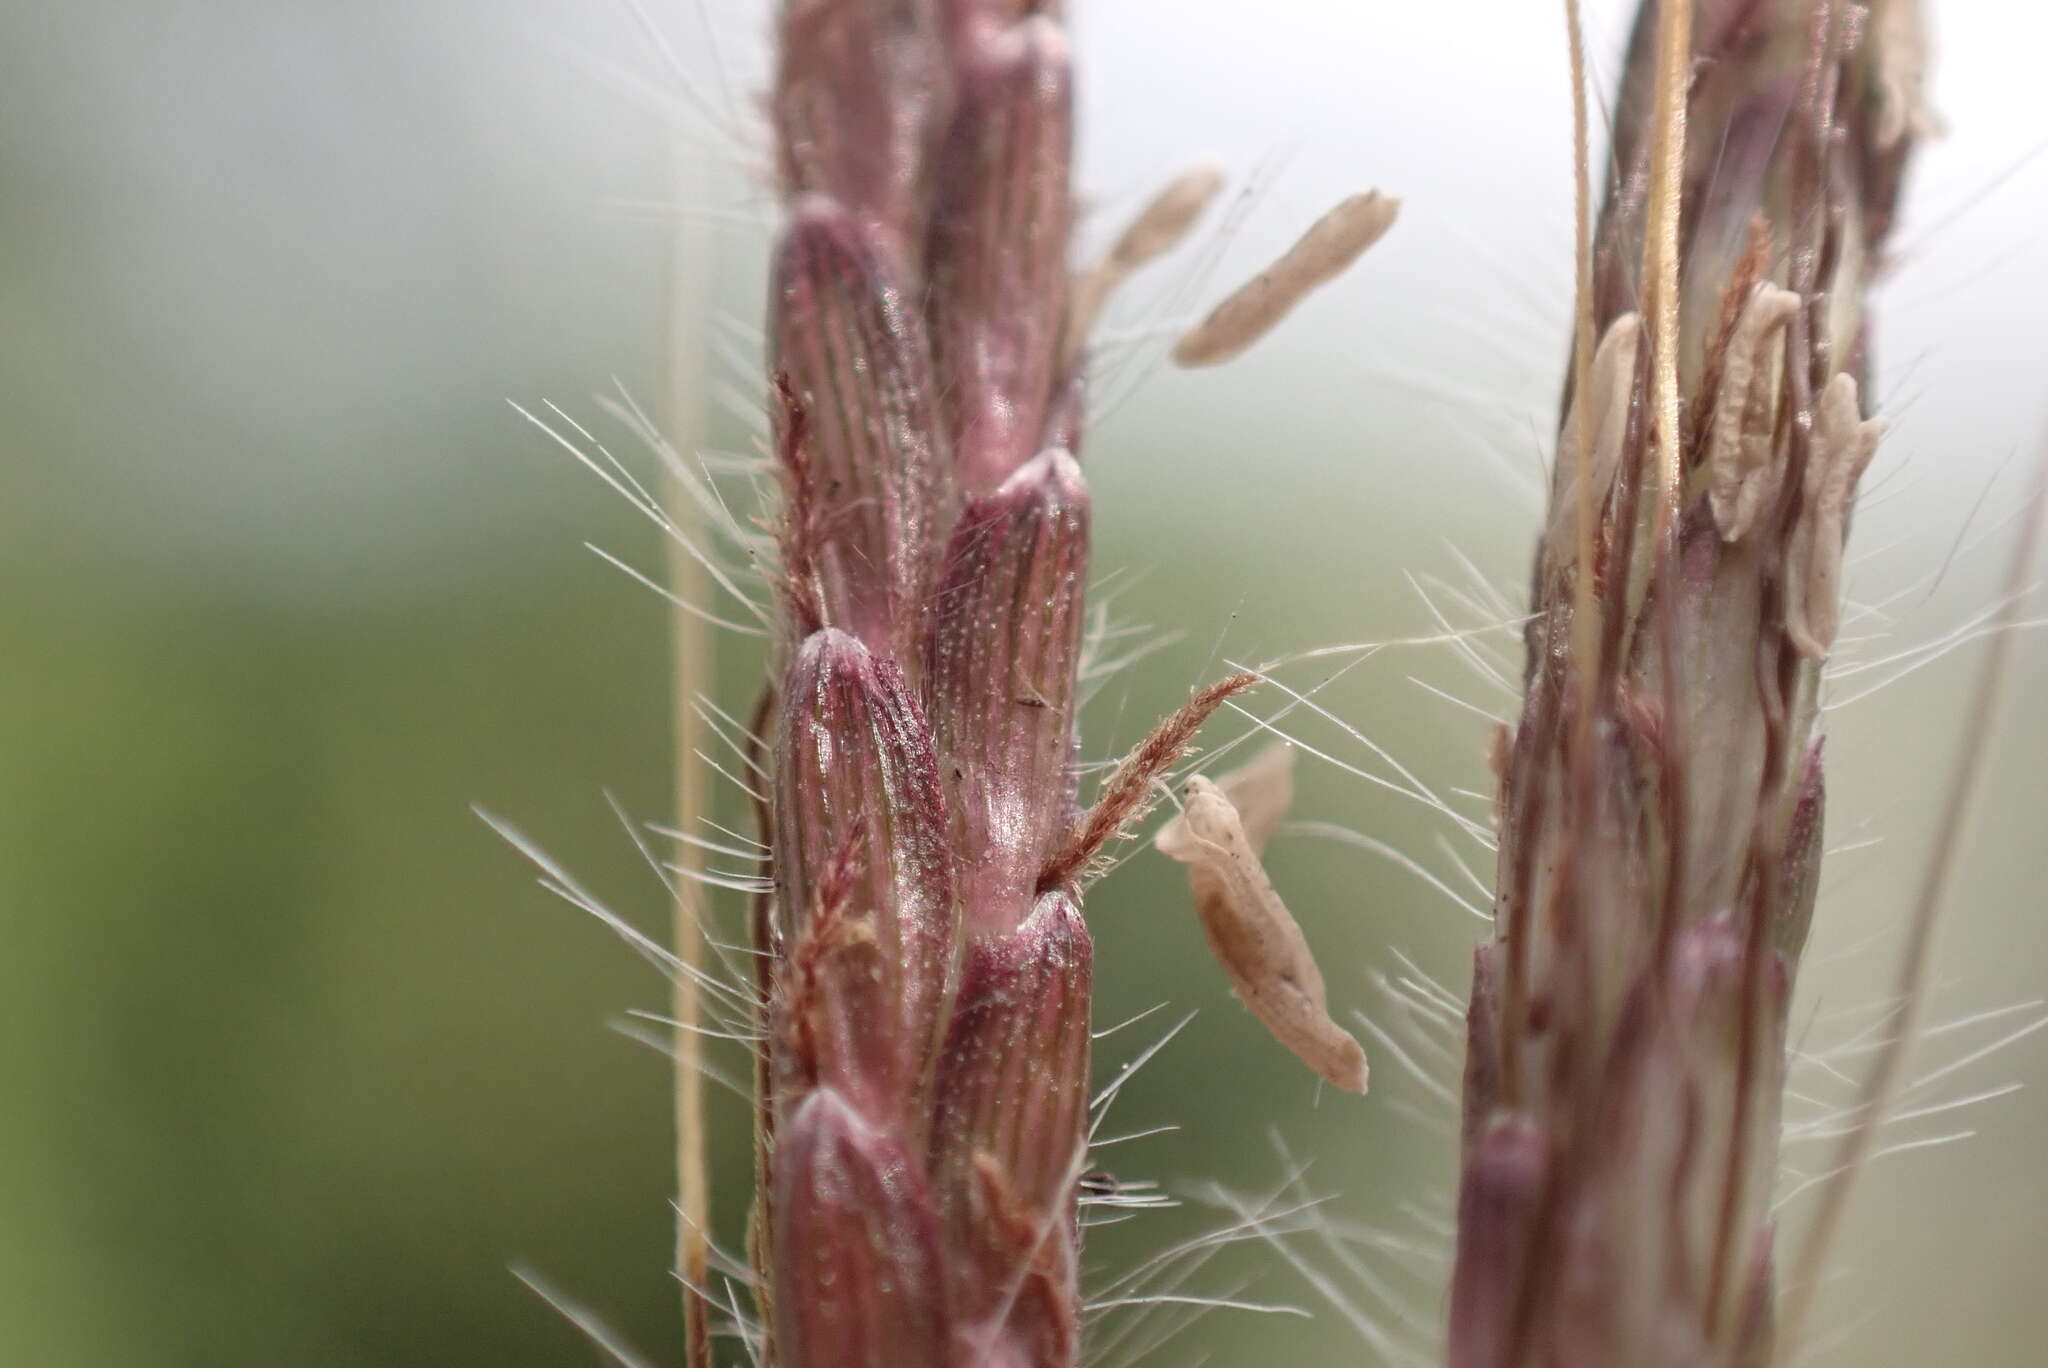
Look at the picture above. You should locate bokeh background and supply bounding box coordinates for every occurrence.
[5,1,2045,1364]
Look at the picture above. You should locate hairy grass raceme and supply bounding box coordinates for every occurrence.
[1446,2,1928,1364]
[756,3,1095,1363]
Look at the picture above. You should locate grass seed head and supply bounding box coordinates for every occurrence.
[1448,1,1923,1361]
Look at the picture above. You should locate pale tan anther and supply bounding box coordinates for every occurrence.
[1171,190,1399,368]
[1155,750,1368,1092]
[1546,312,1643,568]
[1103,165,1226,277]
[1063,165,1225,366]
[1785,372,1884,659]
[1708,282,1802,542]
[1732,352,1782,537]
[1203,738,1294,852]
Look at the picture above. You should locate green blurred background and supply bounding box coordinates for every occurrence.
[4,1,2044,1364]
